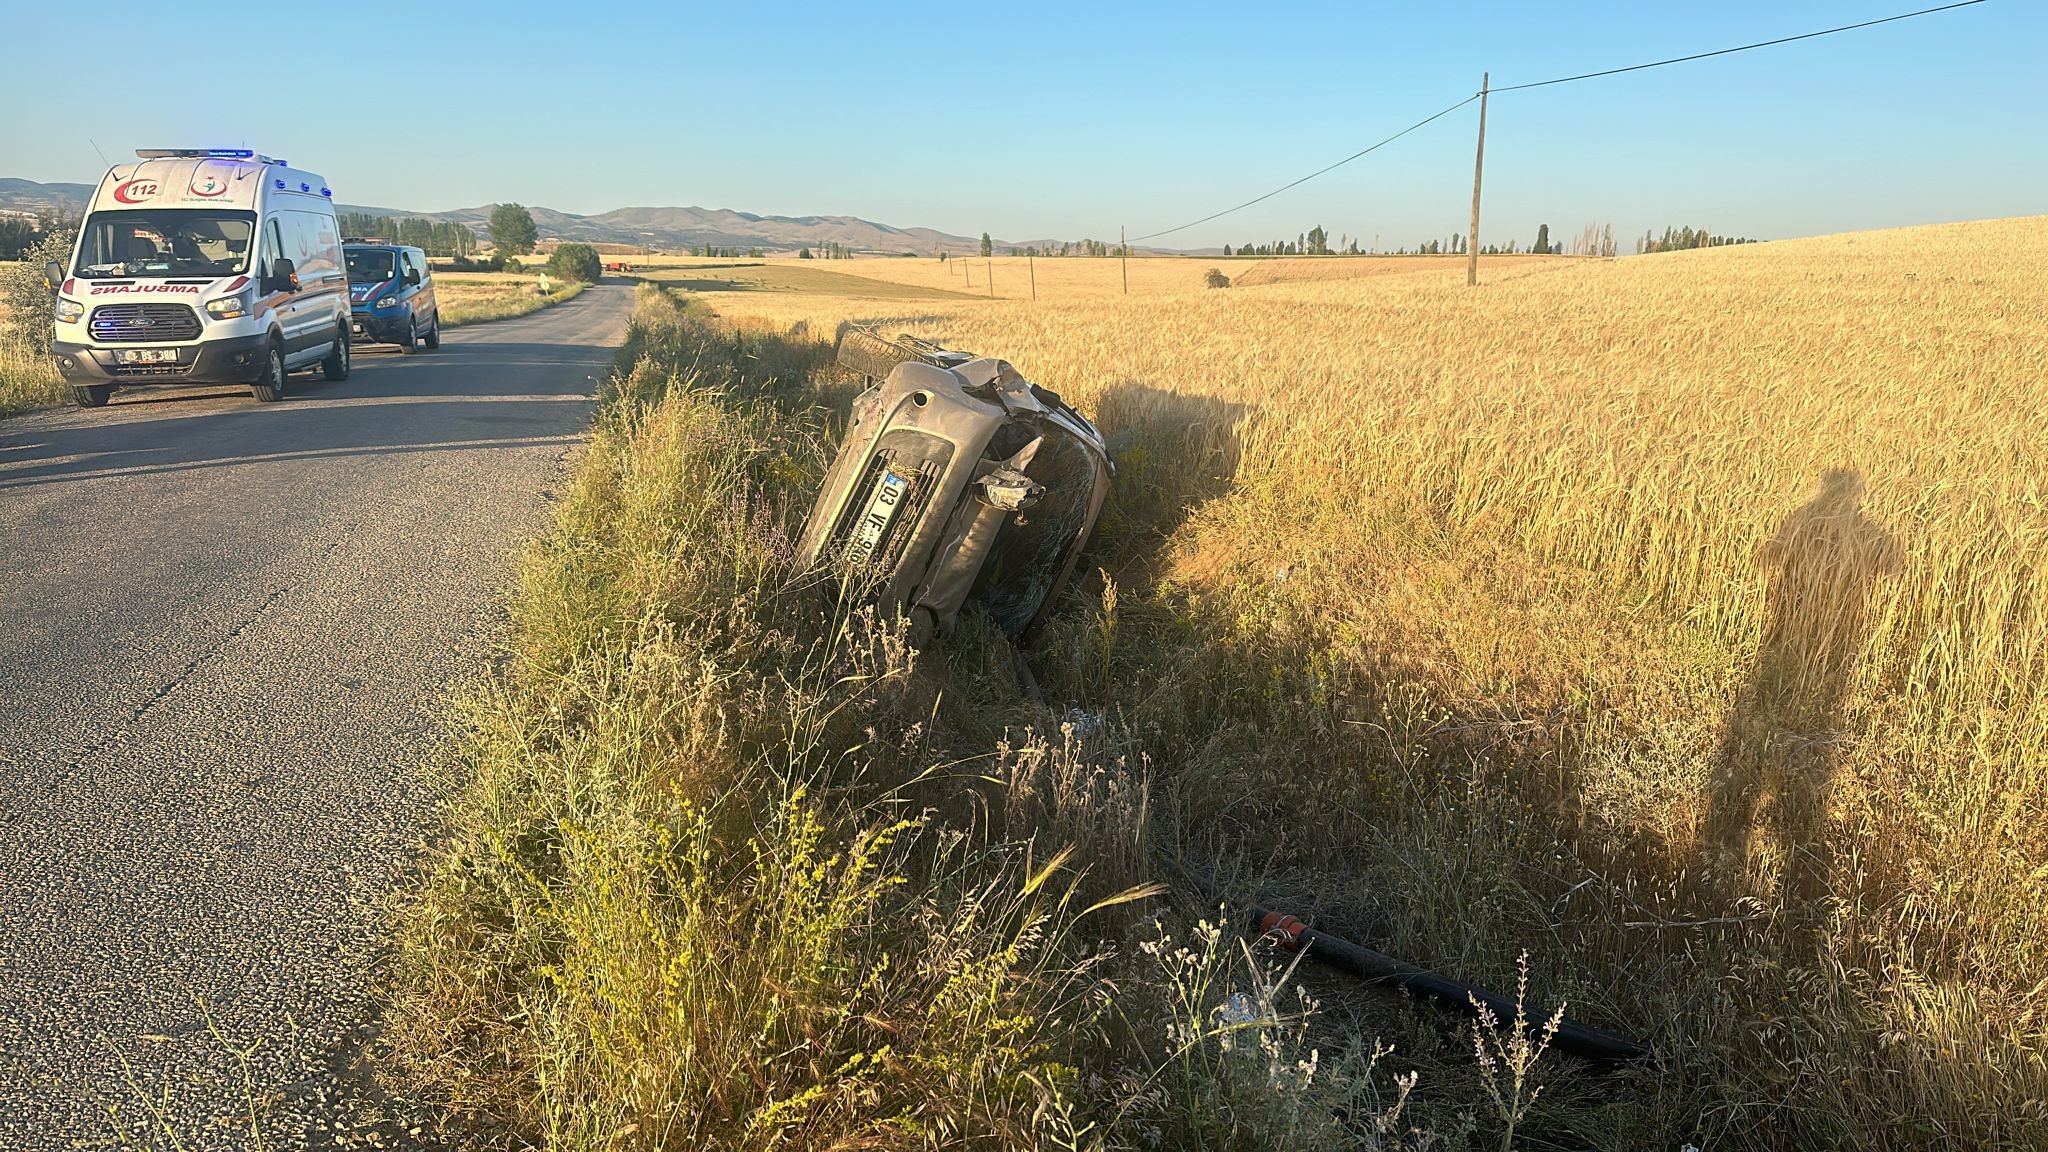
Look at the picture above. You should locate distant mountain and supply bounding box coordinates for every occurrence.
[0,176,1157,255]
[0,178,95,218]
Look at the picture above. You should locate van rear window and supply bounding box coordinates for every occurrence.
[75,210,256,279]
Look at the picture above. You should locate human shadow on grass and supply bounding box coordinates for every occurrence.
[1702,468,1901,914]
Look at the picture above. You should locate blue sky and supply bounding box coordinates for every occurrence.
[4,1,2037,249]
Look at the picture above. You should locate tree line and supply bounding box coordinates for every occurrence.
[1208,220,1761,258]
[335,212,481,257]
[1636,225,1756,253]
[948,235,1133,258]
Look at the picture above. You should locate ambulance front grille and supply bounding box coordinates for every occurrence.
[89,303,203,344]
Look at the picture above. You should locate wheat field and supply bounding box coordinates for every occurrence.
[674,219,2048,1145]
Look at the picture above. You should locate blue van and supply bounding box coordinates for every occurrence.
[343,242,439,352]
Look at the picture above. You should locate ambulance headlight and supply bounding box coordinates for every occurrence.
[205,291,251,320]
[54,298,85,324]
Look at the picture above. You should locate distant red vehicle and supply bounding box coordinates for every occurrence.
[603,261,637,273]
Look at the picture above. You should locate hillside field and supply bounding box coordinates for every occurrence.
[397,219,2046,1149]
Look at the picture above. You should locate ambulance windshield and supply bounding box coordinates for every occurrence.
[73,210,256,279]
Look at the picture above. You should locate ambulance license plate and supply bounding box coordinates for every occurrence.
[845,472,910,567]
[116,348,177,365]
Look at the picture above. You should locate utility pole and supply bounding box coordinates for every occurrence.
[1120,225,1128,295]
[1468,71,1488,288]
[1029,251,1037,300]
[986,256,994,298]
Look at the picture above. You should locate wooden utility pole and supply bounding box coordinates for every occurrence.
[1120,225,1128,294]
[986,256,994,298]
[1029,251,1037,300]
[1468,72,1488,287]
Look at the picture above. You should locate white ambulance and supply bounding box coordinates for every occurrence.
[48,149,351,406]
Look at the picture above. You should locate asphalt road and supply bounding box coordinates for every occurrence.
[0,283,634,1147]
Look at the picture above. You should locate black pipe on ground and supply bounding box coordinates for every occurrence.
[1248,908,1648,1063]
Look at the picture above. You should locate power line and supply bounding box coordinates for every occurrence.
[1127,94,1480,243]
[1493,0,1989,92]
[1126,0,1992,245]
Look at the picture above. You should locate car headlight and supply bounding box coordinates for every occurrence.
[374,295,404,309]
[55,298,84,324]
[205,291,251,320]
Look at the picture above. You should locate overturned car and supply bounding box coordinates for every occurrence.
[797,329,1112,643]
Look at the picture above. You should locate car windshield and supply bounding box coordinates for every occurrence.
[73,210,255,279]
[346,249,397,285]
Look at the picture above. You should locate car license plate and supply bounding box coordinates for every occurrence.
[116,348,177,365]
[844,472,910,567]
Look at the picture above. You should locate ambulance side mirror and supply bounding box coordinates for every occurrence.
[44,261,63,295]
[264,257,298,293]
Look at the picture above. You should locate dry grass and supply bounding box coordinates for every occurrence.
[435,272,589,327]
[0,334,63,415]
[0,286,65,415]
[393,289,1364,1150]
[658,215,2048,1148]
[815,252,1567,298]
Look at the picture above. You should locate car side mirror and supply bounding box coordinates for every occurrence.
[265,257,298,293]
[44,260,64,295]
[404,270,421,287]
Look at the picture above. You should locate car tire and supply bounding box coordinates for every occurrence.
[396,318,417,355]
[422,318,440,350]
[72,384,113,408]
[250,343,286,403]
[322,323,351,381]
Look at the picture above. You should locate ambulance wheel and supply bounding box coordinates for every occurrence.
[72,384,112,408]
[422,319,440,349]
[251,344,286,403]
[322,325,351,381]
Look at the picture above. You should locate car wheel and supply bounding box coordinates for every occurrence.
[250,344,286,403]
[396,317,417,355]
[322,324,351,381]
[72,384,113,408]
[422,318,440,349]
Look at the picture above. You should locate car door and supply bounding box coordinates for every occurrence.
[408,250,436,325]
[261,215,302,349]
[301,213,346,346]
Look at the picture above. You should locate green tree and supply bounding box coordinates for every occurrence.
[979,232,992,257]
[548,243,603,284]
[798,247,813,259]
[1,228,75,348]
[489,203,538,255]
[1533,223,1551,255]
[1306,225,1328,255]
[0,217,41,261]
